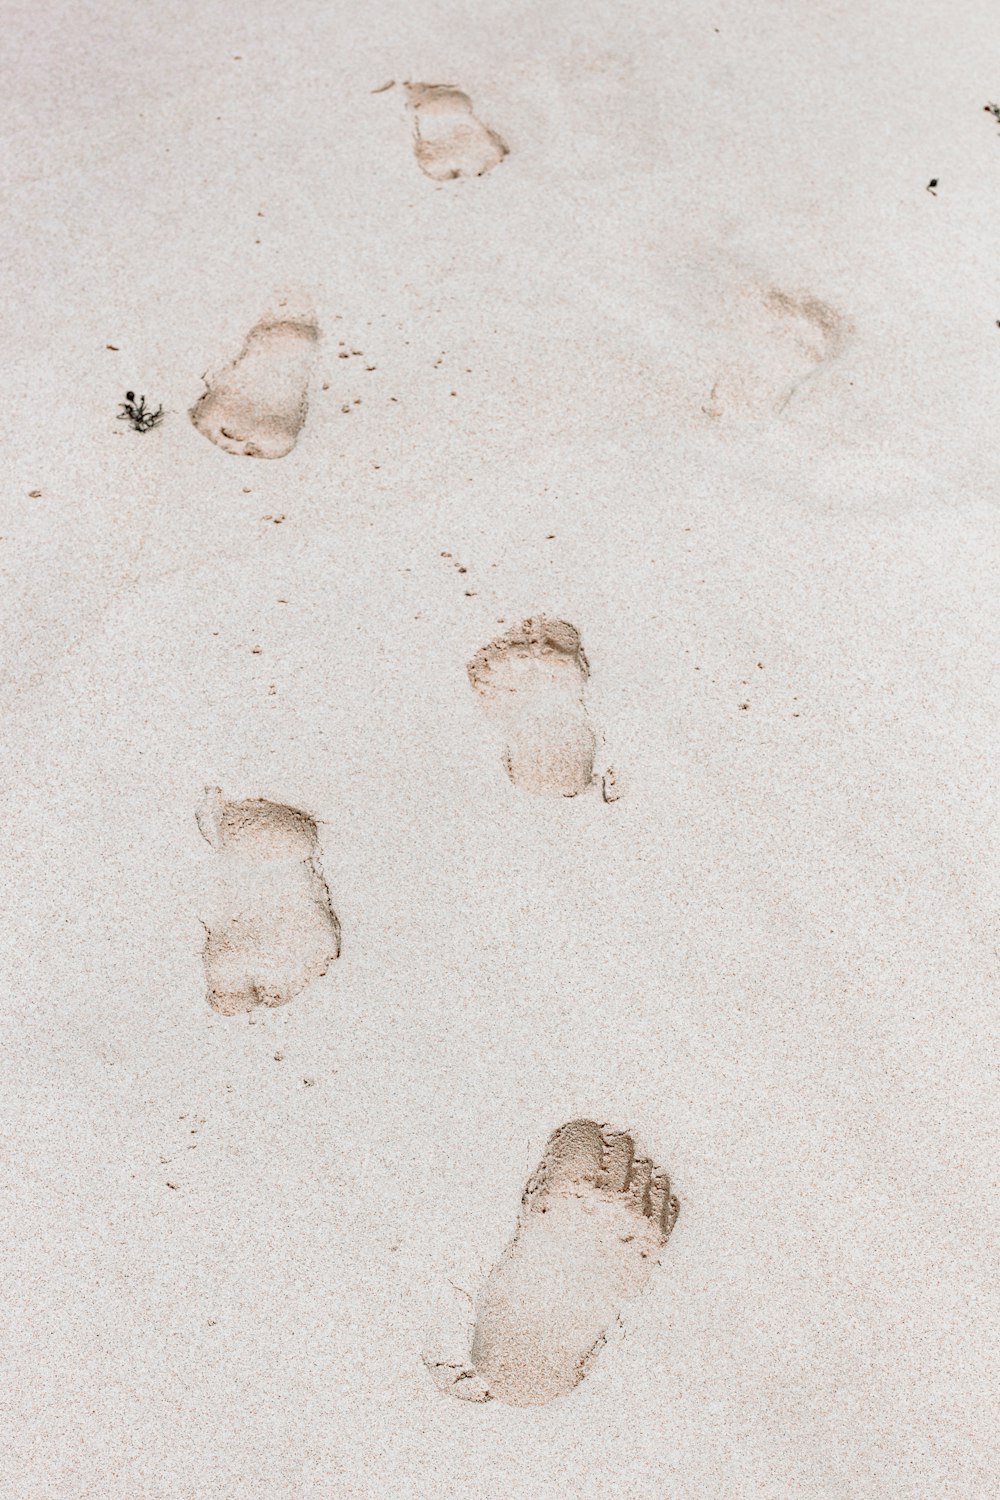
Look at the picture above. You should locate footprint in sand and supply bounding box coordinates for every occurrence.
[405,83,508,181]
[468,616,597,798]
[191,300,318,458]
[705,284,850,419]
[429,1120,678,1406]
[196,789,340,1015]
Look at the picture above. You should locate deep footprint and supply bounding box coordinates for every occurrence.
[190,301,319,458]
[431,1120,678,1407]
[468,616,597,797]
[197,789,340,1014]
[405,83,508,180]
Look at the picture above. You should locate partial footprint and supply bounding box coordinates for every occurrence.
[405,83,508,181]
[468,617,597,797]
[705,284,850,419]
[196,789,340,1014]
[430,1120,678,1407]
[191,299,318,458]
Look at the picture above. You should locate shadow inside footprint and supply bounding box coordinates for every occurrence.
[431,1120,678,1407]
[197,788,340,1014]
[468,616,597,797]
[405,82,508,180]
[191,304,319,459]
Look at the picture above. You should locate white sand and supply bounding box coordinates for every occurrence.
[2,0,998,1494]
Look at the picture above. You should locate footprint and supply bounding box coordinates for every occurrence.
[190,300,319,458]
[430,1120,678,1407]
[196,789,340,1014]
[467,617,597,797]
[405,83,508,181]
[705,284,850,419]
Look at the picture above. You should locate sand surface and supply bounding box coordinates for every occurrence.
[2,0,999,1494]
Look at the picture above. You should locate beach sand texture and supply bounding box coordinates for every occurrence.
[1,0,998,1495]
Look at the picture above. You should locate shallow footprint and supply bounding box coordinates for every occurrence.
[431,1120,678,1407]
[405,83,508,181]
[705,284,850,419]
[468,616,596,797]
[191,299,319,458]
[197,788,340,1014]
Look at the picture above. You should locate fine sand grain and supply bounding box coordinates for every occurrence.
[2,0,998,1496]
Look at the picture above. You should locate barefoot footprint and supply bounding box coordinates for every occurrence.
[190,300,319,459]
[405,83,508,180]
[704,284,850,419]
[196,789,340,1014]
[429,1120,678,1406]
[468,617,597,797]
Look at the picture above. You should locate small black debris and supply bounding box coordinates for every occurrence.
[926,178,938,195]
[118,391,164,432]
